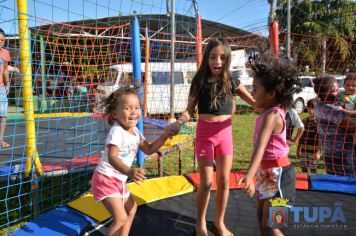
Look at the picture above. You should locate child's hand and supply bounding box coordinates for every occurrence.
[162,125,176,139]
[287,139,294,146]
[164,122,182,136]
[128,168,146,183]
[237,175,255,197]
[14,67,20,73]
[342,95,350,103]
[314,152,321,161]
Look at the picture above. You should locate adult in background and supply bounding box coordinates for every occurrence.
[297,98,321,174]
[285,107,304,146]
[313,76,356,176]
[0,28,12,148]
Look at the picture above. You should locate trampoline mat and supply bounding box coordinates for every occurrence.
[86,189,356,236]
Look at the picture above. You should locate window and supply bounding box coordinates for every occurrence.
[152,72,184,85]
[186,71,195,84]
[301,78,313,87]
[336,79,344,88]
[232,70,242,79]
[232,69,251,78]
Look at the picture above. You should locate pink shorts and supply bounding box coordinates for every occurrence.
[195,118,233,161]
[91,171,130,202]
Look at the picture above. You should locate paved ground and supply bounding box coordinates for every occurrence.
[1,107,107,163]
[7,105,24,117]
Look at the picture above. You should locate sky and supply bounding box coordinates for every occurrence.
[0,0,270,35]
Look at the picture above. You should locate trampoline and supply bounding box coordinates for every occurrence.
[86,189,356,236]
[9,171,356,236]
[1,116,356,236]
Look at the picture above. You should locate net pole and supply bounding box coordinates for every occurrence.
[193,1,201,121]
[39,36,48,112]
[269,20,280,57]
[143,27,149,118]
[268,0,279,57]
[17,0,43,177]
[131,16,145,167]
[196,14,202,69]
[193,0,202,69]
[169,0,176,121]
[286,0,291,59]
[40,35,47,112]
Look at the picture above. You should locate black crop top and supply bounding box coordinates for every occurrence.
[197,76,240,115]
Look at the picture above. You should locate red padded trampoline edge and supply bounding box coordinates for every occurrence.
[185,171,309,190]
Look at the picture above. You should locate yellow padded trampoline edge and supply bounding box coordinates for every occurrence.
[68,175,194,223]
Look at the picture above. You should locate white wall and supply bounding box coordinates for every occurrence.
[230,50,246,71]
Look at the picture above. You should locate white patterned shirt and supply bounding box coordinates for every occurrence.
[95,122,145,182]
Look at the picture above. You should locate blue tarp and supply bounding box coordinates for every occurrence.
[10,206,97,236]
[0,164,24,180]
[143,117,169,128]
[310,174,356,195]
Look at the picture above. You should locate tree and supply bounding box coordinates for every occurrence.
[276,0,356,73]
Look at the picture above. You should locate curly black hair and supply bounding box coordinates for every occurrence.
[100,87,138,125]
[251,51,303,109]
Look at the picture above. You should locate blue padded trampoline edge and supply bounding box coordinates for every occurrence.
[9,206,99,236]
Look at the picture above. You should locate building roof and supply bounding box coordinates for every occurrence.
[31,13,253,39]
[6,14,265,74]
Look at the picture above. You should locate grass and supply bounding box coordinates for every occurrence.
[143,110,261,176]
[143,106,259,176]
[144,107,326,176]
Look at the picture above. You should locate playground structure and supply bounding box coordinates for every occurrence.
[0,0,355,235]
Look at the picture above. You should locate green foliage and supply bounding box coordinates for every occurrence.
[277,0,356,37]
[276,0,356,73]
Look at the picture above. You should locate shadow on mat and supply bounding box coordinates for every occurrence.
[87,205,222,236]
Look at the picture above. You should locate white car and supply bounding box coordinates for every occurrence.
[232,72,317,114]
[293,76,317,113]
[232,69,253,92]
[95,62,197,115]
[335,75,346,93]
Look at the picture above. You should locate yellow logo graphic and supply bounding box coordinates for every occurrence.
[269,197,289,207]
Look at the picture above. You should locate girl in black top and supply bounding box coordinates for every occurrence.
[172,38,255,236]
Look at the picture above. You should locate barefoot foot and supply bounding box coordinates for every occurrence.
[213,221,233,236]
[195,223,208,236]
[1,141,10,148]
